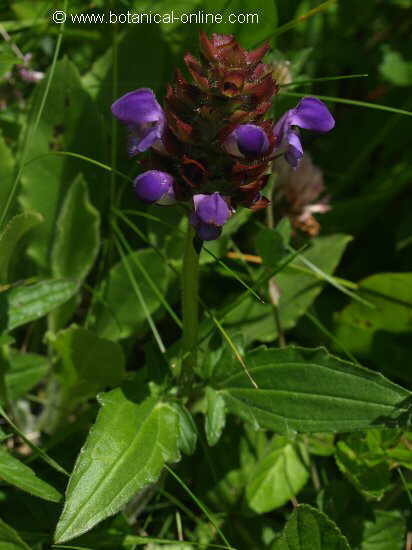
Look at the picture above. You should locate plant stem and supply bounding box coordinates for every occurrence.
[180,220,199,393]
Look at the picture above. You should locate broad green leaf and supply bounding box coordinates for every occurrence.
[54,389,183,543]
[256,227,289,269]
[225,234,351,343]
[1,279,77,331]
[20,57,105,269]
[246,437,309,513]
[52,326,125,410]
[335,435,391,500]
[5,350,49,401]
[214,346,411,433]
[379,45,412,86]
[205,386,226,447]
[0,212,43,283]
[361,510,405,550]
[0,446,61,502]
[0,52,18,78]
[169,403,197,456]
[0,517,30,550]
[271,504,351,550]
[335,273,412,357]
[93,248,170,340]
[51,175,100,282]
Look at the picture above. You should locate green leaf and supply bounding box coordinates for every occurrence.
[335,435,391,500]
[335,273,412,357]
[52,326,125,410]
[379,45,412,86]
[5,350,49,401]
[169,403,197,456]
[361,510,405,550]
[54,389,183,543]
[271,504,351,550]
[0,517,30,550]
[0,131,15,225]
[0,445,61,502]
[93,248,170,341]
[225,234,351,343]
[256,225,289,269]
[246,437,309,513]
[1,279,78,331]
[205,386,226,447]
[0,211,43,283]
[51,174,100,282]
[214,346,411,433]
[0,52,18,78]
[20,57,105,269]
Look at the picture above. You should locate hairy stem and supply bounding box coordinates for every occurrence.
[180,221,199,393]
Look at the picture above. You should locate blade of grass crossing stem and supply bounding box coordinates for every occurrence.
[282,91,412,117]
[271,0,336,39]
[203,246,265,303]
[0,0,68,229]
[164,465,234,550]
[113,236,166,353]
[24,151,133,184]
[279,74,368,88]
[304,309,360,365]
[289,246,374,308]
[113,222,182,328]
[0,405,68,476]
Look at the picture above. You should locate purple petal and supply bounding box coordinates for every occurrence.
[193,193,230,226]
[133,170,174,203]
[289,97,335,133]
[111,88,164,126]
[285,130,303,168]
[227,124,269,157]
[189,212,222,241]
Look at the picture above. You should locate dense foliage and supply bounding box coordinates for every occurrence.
[0,1,412,549]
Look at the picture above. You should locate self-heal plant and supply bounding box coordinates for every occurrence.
[111,32,335,389]
[111,32,335,242]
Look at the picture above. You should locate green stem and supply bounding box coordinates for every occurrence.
[180,221,200,393]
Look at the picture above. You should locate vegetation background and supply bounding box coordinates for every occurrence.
[0,0,412,549]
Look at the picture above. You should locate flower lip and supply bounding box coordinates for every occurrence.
[193,192,230,226]
[111,88,165,154]
[133,170,174,203]
[227,124,270,158]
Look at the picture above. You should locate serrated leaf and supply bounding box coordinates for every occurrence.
[246,437,309,513]
[271,505,351,550]
[52,326,125,410]
[93,248,170,340]
[0,211,43,283]
[2,279,77,331]
[361,510,405,550]
[205,386,226,447]
[55,389,183,543]
[51,175,100,282]
[214,346,411,433]
[0,517,30,550]
[0,446,61,502]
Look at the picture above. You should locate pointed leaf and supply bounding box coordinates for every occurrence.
[55,389,182,543]
[271,504,351,550]
[215,346,411,433]
[0,446,61,502]
[51,175,100,282]
[205,387,226,447]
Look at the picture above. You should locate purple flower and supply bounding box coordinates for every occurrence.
[111,88,165,155]
[190,192,231,241]
[224,124,270,158]
[133,170,175,204]
[273,97,335,167]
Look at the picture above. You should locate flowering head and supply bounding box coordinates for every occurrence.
[111,33,335,241]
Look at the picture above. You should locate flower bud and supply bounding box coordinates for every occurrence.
[225,124,270,158]
[133,170,175,204]
[190,192,231,241]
